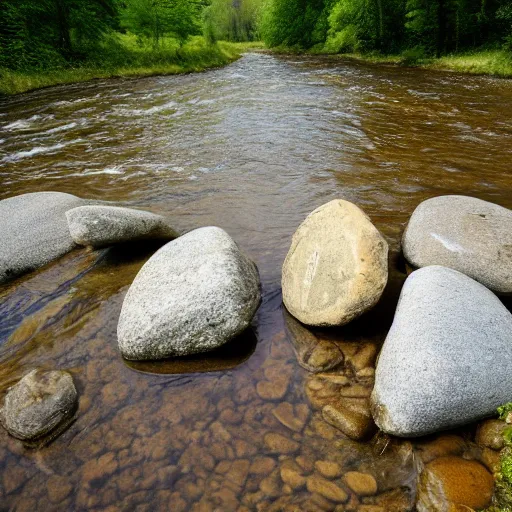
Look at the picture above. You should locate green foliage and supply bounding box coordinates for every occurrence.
[203,0,263,42]
[0,0,118,70]
[121,0,204,47]
[260,0,326,48]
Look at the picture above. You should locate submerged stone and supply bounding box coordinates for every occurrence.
[282,199,388,327]
[0,369,77,443]
[402,195,512,294]
[117,226,260,360]
[66,205,179,248]
[416,456,494,512]
[372,265,512,437]
[0,191,85,284]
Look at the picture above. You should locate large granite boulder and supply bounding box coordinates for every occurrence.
[282,200,388,326]
[66,205,179,248]
[0,369,77,442]
[372,265,512,437]
[117,227,261,360]
[402,195,512,294]
[0,191,85,284]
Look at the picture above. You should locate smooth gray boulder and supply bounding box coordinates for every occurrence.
[117,226,261,360]
[66,205,179,248]
[371,265,512,437]
[0,369,77,442]
[0,191,85,284]
[402,195,512,294]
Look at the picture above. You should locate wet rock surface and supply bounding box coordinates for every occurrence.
[416,456,494,511]
[402,195,512,294]
[66,205,179,248]
[0,191,86,284]
[0,369,77,443]
[117,227,261,359]
[282,200,388,327]
[372,265,512,437]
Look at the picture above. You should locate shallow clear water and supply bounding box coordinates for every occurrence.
[0,53,511,511]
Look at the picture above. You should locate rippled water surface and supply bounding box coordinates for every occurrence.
[1,53,511,511]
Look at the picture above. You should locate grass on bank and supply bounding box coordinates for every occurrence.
[271,43,512,78]
[0,36,260,96]
[333,49,512,78]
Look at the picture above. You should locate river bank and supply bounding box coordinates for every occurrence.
[0,39,262,96]
[268,47,512,78]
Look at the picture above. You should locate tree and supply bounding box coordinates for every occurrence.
[121,0,204,46]
[0,0,118,69]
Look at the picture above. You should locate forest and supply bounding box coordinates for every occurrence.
[1,0,512,94]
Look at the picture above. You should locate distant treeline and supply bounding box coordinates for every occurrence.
[1,0,511,73]
[261,0,512,56]
[0,0,261,72]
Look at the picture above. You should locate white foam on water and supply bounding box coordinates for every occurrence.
[43,122,78,134]
[1,139,82,162]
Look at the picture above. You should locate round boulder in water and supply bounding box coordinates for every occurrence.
[66,205,179,248]
[117,227,261,360]
[282,200,388,326]
[402,195,512,294]
[0,369,78,442]
[0,191,85,284]
[371,265,512,437]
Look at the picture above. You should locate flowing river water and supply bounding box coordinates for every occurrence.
[0,52,511,511]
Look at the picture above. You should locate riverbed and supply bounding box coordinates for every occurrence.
[1,53,511,510]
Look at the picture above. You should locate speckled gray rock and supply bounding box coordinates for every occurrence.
[0,191,86,284]
[282,200,388,327]
[402,195,512,294]
[66,205,179,248]
[371,265,512,437]
[117,226,261,360]
[0,369,77,442]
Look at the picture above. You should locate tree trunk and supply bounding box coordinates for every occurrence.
[55,0,71,56]
[437,0,446,58]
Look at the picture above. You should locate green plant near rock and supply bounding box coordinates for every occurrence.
[485,403,512,512]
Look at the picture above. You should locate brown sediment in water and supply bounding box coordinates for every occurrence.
[0,52,511,510]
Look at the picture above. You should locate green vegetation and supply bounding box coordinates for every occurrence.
[485,403,512,512]
[0,0,263,95]
[2,0,512,94]
[260,0,512,76]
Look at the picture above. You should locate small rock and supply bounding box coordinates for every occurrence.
[343,471,378,496]
[314,461,342,479]
[415,435,466,464]
[282,199,388,326]
[0,191,86,284]
[273,402,308,432]
[66,205,178,248]
[0,369,77,442]
[402,195,512,294]
[117,227,261,359]
[416,456,494,511]
[259,469,282,498]
[283,310,344,372]
[322,399,375,441]
[264,433,299,454]
[47,475,73,504]
[372,266,512,437]
[280,467,306,490]
[306,475,349,503]
[250,457,277,475]
[475,419,508,450]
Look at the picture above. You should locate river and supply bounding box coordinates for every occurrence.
[0,52,511,510]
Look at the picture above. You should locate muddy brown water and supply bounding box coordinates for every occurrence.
[0,53,511,511]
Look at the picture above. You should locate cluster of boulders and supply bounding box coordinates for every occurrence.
[0,190,511,510]
[0,191,179,285]
[282,195,512,441]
